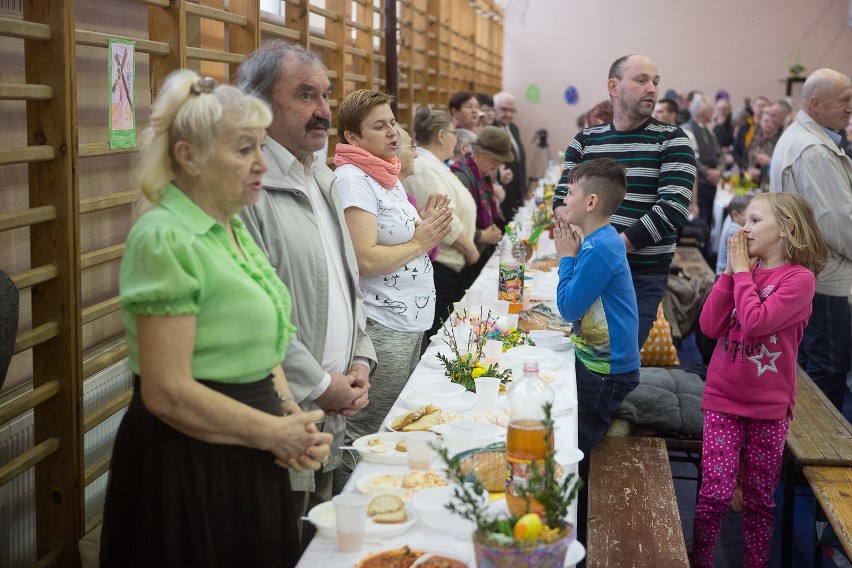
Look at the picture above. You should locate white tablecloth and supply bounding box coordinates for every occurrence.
[297,209,581,567]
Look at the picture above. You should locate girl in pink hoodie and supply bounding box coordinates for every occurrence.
[692,193,828,568]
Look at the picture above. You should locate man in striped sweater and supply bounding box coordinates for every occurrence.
[553,54,697,347]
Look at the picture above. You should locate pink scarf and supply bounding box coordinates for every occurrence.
[333,143,401,189]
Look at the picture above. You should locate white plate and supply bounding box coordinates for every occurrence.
[351,432,409,465]
[503,352,563,371]
[356,471,448,500]
[399,389,476,412]
[431,420,506,444]
[552,393,578,415]
[421,346,452,369]
[306,500,416,540]
[555,446,584,466]
[356,545,470,567]
[538,369,569,388]
[564,540,586,567]
[505,345,555,359]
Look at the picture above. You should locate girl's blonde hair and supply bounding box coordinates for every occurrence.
[137,69,272,205]
[751,192,828,275]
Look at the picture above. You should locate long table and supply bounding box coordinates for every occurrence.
[297,213,583,567]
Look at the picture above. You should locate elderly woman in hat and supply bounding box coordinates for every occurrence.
[451,125,515,286]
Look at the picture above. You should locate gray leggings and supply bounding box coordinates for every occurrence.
[344,318,423,442]
[334,319,423,494]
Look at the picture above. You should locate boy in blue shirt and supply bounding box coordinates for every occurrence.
[554,157,641,549]
[554,157,640,458]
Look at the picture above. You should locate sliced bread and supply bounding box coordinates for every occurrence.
[367,494,407,524]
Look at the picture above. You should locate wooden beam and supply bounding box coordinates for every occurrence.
[0,16,51,41]
[14,322,60,354]
[0,381,61,427]
[149,0,187,98]
[24,1,85,562]
[75,29,170,55]
[79,191,138,214]
[10,265,57,290]
[0,146,55,166]
[228,0,259,84]
[0,437,61,487]
[0,205,56,232]
[185,2,248,25]
[186,46,245,65]
[0,83,53,100]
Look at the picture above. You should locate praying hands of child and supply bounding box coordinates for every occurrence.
[553,218,583,259]
[726,230,754,274]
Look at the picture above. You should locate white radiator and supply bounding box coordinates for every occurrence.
[0,358,132,568]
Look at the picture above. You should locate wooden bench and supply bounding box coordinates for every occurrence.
[781,367,852,568]
[588,436,690,567]
[803,467,852,565]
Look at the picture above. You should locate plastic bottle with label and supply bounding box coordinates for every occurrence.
[498,232,526,310]
[505,360,555,516]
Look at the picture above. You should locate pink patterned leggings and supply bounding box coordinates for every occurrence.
[692,410,789,568]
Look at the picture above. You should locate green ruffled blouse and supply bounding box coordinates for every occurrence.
[120,184,296,383]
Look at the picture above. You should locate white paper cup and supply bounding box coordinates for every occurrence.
[465,288,483,304]
[475,376,501,412]
[444,421,481,456]
[332,493,371,552]
[406,431,438,470]
[481,340,503,366]
[491,299,510,314]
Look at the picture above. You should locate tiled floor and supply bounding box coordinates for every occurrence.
[675,333,852,567]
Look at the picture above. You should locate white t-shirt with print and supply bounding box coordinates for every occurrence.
[336,163,435,332]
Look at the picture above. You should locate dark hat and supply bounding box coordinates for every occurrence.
[471,126,515,162]
[664,89,679,101]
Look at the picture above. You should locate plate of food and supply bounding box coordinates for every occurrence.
[387,404,464,432]
[356,470,448,500]
[356,545,469,568]
[306,494,416,539]
[351,432,410,465]
[399,389,476,413]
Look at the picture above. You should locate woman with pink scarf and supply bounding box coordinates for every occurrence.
[335,90,452,446]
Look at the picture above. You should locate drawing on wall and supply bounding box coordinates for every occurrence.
[109,39,136,149]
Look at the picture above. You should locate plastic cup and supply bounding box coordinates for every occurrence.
[444,421,481,456]
[491,300,510,314]
[406,431,438,470]
[332,493,371,552]
[475,376,501,412]
[465,288,483,304]
[481,340,503,366]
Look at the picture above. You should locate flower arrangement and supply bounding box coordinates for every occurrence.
[728,170,759,194]
[787,57,805,77]
[437,316,512,392]
[437,403,582,562]
[527,203,554,246]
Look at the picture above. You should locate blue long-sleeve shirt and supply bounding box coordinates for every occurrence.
[556,224,640,375]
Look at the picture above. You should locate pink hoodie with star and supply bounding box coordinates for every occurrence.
[699,263,815,420]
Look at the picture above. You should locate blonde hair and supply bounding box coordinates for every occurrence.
[751,193,828,275]
[137,69,272,205]
[337,89,394,143]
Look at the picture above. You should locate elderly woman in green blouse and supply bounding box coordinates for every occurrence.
[99,70,331,568]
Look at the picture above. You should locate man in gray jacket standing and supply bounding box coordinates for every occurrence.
[238,41,376,547]
[771,68,852,411]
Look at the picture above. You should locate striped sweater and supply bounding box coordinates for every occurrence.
[553,119,697,275]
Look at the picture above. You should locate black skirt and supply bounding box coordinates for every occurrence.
[99,376,301,568]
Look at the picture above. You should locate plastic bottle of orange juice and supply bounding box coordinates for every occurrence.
[505,360,554,516]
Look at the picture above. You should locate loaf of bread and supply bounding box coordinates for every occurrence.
[390,404,440,431]
[367,494,407,524]
[460,451,507,493]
